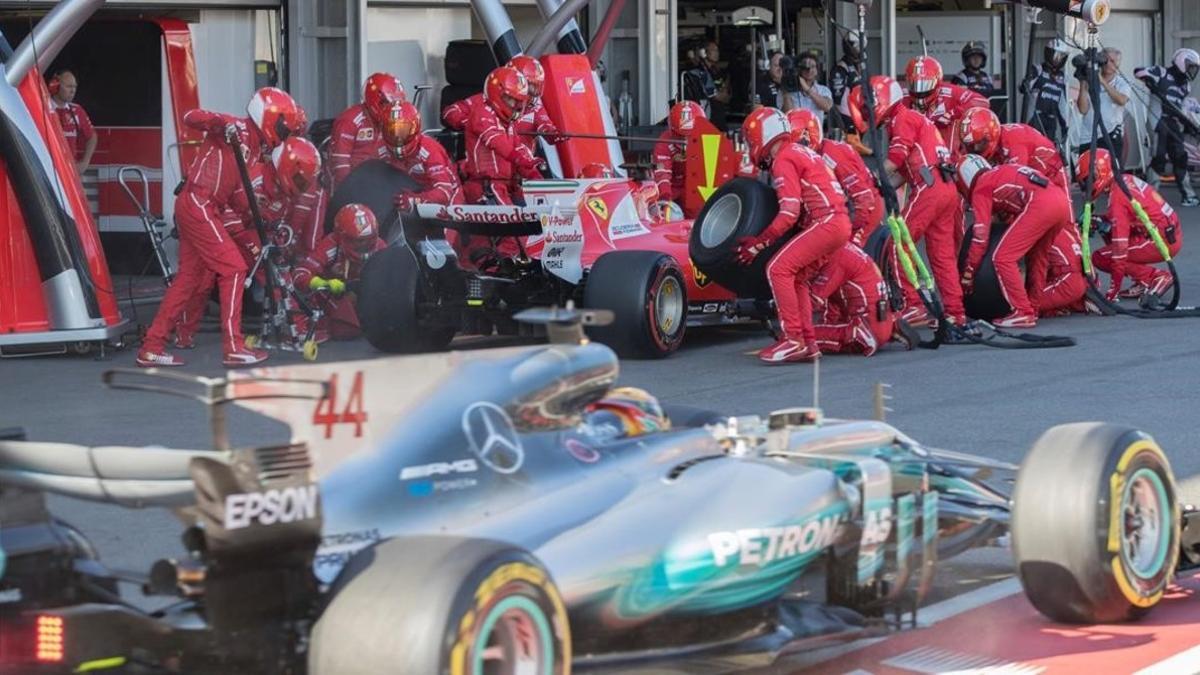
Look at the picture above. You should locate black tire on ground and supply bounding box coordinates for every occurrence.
[583,251,687,359]
[1012,422,1179,624]
[687,177,781,299]
[309,536,570,675]
[357,245,455,353]
[958,224,1012,320]
[444,40,498,87]
[326,160,421,241]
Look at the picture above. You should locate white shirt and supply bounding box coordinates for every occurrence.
[787,82,833,123]
[1077,74,1132,143]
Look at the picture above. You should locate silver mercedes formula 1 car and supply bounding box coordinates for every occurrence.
[1,310,1197,674]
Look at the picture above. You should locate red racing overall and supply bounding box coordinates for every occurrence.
[1093,175,1183,293]
[963,164,1072,318]
[293,235,388,338]
[328,103,389,187]
[820,138,884,247]
[811,243,894,355]
[1035,226,1089,316]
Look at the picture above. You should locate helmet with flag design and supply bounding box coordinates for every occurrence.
[955,154,991,196]
[334,203,380,260]
[579,163,616,179]
[905,56,943,108]
[271,136,321,197]
[247,87,307,149]
[668,101,706,138]
[958,107,1001,159]
[508,55,546,98]
[846,75,905,133]
[363,73,407,126]
[585,386,670,439]
[484,66,530,122]
[786,108,823,147]
[742,106,790,165]
[1075,148,1114,199]
[382,102,422,159]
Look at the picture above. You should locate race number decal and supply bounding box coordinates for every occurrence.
[313,371,369,439]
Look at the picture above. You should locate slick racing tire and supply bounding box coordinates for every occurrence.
[310,536,571,675]
[326,160,420,241]
[688,178,780,299]
[958,224,1012,321]
[358,245,456,353]
[1012,423,1180,623]
[584,251,686,359]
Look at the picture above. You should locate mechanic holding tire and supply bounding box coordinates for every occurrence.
[956,156,1073,328]
[734,107,851,364]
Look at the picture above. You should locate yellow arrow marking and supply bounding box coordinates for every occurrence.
[697,134,721,201]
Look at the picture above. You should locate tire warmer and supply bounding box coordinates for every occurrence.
[1077,25,1200,319]
[0,57,124,344]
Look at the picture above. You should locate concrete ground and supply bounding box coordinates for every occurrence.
[2,191,1199,667]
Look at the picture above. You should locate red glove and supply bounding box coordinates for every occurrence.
[394,192,420,212]
[734,235,773,266]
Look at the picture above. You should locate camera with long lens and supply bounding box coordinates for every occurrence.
[1072,50,1109,81]
[778,55,801,92]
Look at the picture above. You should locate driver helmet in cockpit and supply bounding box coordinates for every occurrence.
[583,387,671,440]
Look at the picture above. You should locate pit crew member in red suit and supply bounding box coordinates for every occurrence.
[652,101,705,204]
[174,136,324,349]
[810,243,908,356]
[1076,149,1182,301]
[957,155,1072,328]
[329,72,405,187]
[900,57,989,149]
[1034,226,1094,316]
[847,76,966,326]
[958,108,1067,189]
[734,107,851,364]
[137,87,307,368]
[788,108,883,248]
[461,66,543,206]
[509,55,564,157]
[294,203,387,339]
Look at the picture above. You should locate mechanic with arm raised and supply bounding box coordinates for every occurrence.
[734,107,851,364]
[901,56,990,150]
[294,204,387,339]
[652,102,705,204]
[1076,148,1182,301]
[328,73,405,189]
[848,76,966,328]
[956,155,1072,328]
[788,108,882,248]
[137,88,306,369]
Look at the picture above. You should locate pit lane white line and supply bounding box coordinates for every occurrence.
[1132,644,1200,675]
[787,578,1022,671]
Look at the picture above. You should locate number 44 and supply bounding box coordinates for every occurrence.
[312,371,368,439]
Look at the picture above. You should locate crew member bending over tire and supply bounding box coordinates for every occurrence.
[1076,149,1182,301]
[788,108,883,247]
[294,204,387,339]
[735,107,851,364]
[901,56,990,149]
[1035,227,1095,317]
[847,76,966,327]
[957,155,1072,328]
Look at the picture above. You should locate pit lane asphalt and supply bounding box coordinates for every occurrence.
[3,193,1200,664]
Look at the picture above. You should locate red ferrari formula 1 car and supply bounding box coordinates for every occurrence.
[350,53,764,358]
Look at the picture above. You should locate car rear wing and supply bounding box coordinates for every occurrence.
[0,369,327,508]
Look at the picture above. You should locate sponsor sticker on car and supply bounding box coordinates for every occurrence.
[224,484,319,530]
[707,511,846,569]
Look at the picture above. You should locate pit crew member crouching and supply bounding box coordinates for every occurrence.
[294,204,387,339]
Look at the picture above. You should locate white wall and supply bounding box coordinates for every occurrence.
[190,10,258,115]
[366,7,473,127]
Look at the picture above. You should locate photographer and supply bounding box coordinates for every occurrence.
[790,52,834,122]
[1020,39,1070,144]
[754,52,788,110]
[1135,48,1200,207]
[1074,47,1130,156]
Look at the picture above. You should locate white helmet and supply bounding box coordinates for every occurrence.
[955,154,991,195]
[1172,48,1200,81]
[1045,38,1071,69]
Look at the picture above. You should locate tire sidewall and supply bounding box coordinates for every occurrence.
[642,258,687,356]
[688,178,779,298]
[440,551,571,675]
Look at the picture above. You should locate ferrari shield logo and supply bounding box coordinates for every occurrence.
[691,259,711,288]
[586,197,609,221]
